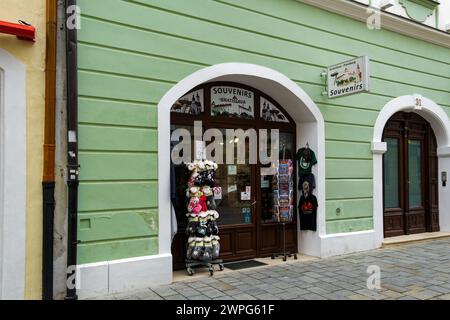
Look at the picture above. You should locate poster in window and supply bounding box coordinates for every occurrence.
[260,97,289,123]
[171,89,204,115]
[213,187,222,200]
[210,86,254,119]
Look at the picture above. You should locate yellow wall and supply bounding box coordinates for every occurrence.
[0,0,46,299]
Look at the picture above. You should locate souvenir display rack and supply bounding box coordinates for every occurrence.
[271,221,298,261]
[271,160,297,261]
[262,160,295,223]
[184,160,224,276]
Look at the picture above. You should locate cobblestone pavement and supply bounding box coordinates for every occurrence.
[101,238,450,300]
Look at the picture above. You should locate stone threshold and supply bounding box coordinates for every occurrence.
[172,254,318,283]
[382,231,450,247]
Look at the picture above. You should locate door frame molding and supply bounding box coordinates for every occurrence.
[372,94,450,247]
[157,63,326,258]
[0,48,26,299]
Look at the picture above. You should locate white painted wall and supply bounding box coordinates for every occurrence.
[439,0,450,31]
[0,48,26,300]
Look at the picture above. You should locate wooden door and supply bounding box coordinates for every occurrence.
[383,112,439,237]
[205,122,258,262]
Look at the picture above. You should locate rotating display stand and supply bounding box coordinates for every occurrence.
[185,259,224,276]
[271,222,297,261]
[184,160,224,276]
[270,160,297,261]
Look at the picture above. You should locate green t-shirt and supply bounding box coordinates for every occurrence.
[296,148,317,177]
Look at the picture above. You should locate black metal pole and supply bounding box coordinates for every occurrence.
[42,181,55,300]
[65,0,79,300]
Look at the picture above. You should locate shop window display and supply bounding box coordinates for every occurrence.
[214,131,253,226]
[261,132,295,224]
[170,82,298,267]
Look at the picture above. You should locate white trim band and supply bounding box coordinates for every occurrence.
[77,254,173,299]
[298,0,450,48]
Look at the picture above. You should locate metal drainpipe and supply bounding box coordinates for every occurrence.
[65,0,79,300]
[42,0,57,300]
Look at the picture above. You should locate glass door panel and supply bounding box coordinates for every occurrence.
[408,139,422,208]
[214,130,253,225]
[384,138,400,208]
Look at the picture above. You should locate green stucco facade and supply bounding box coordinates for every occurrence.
[76,0,450,264]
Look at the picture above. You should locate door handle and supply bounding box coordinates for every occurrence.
[251,201,257,206]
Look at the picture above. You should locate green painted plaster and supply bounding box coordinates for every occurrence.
[326,218,374,234]
[76,0,450,262]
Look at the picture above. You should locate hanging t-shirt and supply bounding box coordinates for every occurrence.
[296,147,317,178]
[298,193,318,231]
[298,172,316,194]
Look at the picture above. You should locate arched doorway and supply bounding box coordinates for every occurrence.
[157,63,326,274]
[170,81,299,268]
[372,95,450,247]
[382,112,439,237]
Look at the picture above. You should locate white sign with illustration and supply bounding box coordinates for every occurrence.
[260,97,289,123]
[327,56,370,98]
[210,86,254,119]
[171,89,204,115]
[228,184,237,193]
[213,187,222,200]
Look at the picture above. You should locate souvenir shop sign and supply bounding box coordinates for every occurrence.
[210,86,254,119]
[326,56,370,98]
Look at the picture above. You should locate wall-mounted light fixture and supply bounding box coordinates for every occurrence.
[380,0,395,10]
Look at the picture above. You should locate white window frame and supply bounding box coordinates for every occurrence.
[0,48,26,300]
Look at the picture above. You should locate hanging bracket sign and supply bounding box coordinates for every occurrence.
[326,56,370,99]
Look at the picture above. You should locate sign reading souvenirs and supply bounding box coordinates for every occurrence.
[211,86,254,119]
[326,56,370,98]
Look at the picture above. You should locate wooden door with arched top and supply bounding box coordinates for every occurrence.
[169,81,298,269]
[382,112,439,237]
